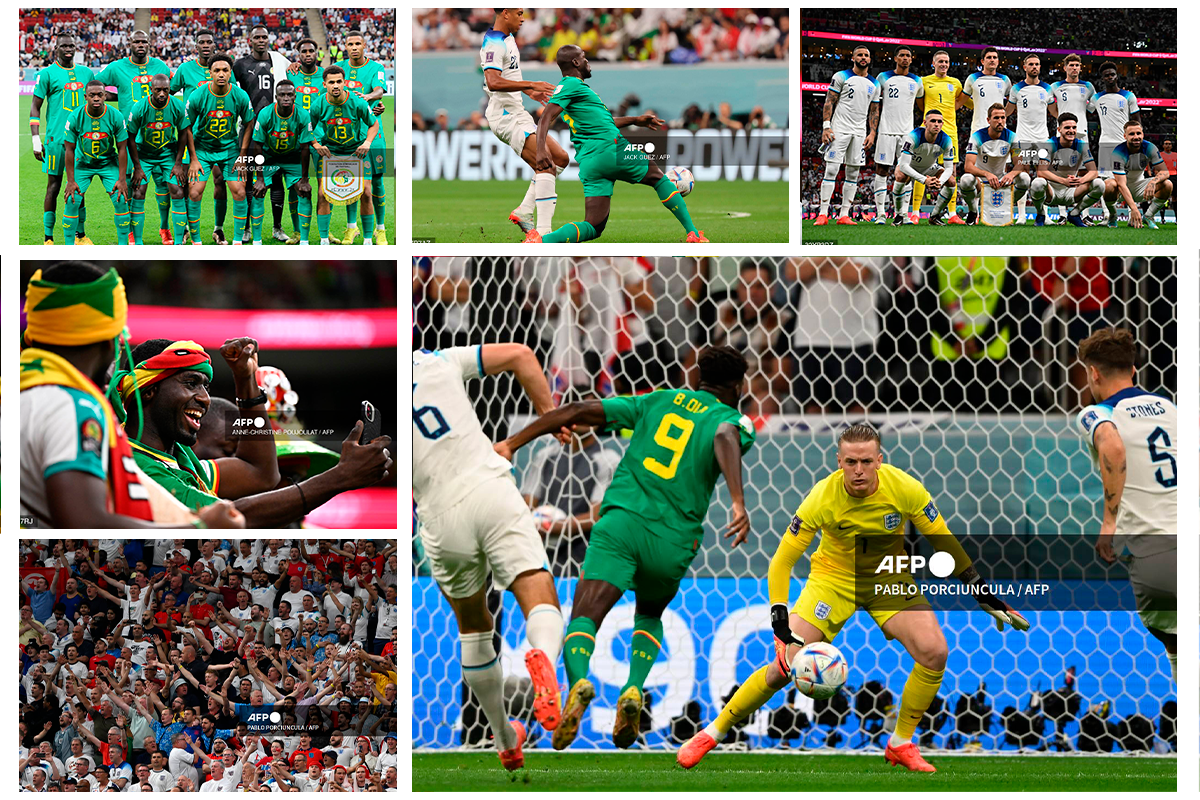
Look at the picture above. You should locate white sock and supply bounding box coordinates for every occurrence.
[320,238,330,245]
[376,222,386,231]
[839,166,860,217]
[1105,197,1118,217]
[889,733,910,748]
[525,603,563,663]
[1075,181,1103,214]
[516,178,536,215]
[1058,205,1068,219]
[819,177,836,216]
[461,632,517,750]
[893,183,911,216]
[535,173,557,234]
[1146,198,1162,218]
[1031,181,1047,214]
[703,721,726,743]
[873,174,889,217]
[299,241,309,246]
[932,183,952,216]
[1168,652,1177,683]
[363,239,372,246]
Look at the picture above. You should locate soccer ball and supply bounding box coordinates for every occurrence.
[531,505,567,532]
[789,642,848,700]
[665,166,694,197]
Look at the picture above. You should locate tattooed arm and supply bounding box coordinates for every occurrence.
[1093,423,1127,562]
[821,91,838,145]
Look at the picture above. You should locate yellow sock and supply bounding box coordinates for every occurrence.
[893,662,945,743]
[911,178,926,211]
[713,665,778,738]
[950,185,959,215]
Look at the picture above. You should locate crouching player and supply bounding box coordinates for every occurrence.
[959,103,1029,225]
[678,424,1029,773]
[125,74,189,245]
[1030,113,1104,227]
[1101,120,1172,230]
[309,66,378,245]
[249,81,313,245]
[891,109,956,225]
[62,80,131,245]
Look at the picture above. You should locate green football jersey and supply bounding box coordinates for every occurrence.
[551,75,621,147]
[183,83,252,158]
[170,58,212,96]
[34,62,95,142]
[252,103,314,155]
[309,90,374,155]
[599,389,756,530]
[126,94,186,159]
[129,439,219,512]
[63,103,127,167]
[334,58,386,143]
[95,56,172,114]
[292,67,323,113]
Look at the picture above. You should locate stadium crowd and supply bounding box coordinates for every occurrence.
[18,539,399,792]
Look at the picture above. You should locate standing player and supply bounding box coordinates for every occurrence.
[248,81,313,245]
[816,45,879,226]
[890,110,957,225]
[1005,54,1054,224]
[1029,113,1104,227]
[61,81,131,245]
[31,34,94,245]
[291,39,324,113]
[871,47,923,223]
[95,30,170,244]
[962,47,1012,140]
[234,25,291,244]
[1074,328,1176,682]
[308,66,378,245]
[959,104,1028,225]
[412,344,569,771]
[913,50,964,223]
[1049,54,1096,220]
[182,54,253,245]
[124,75,189,245]
[336,30,390,245]
[1089,62,1141,223]
[1101,120,1171,229]
[479,8,568,240]
[171,30,222,243]
[528,45,706,243]
[494,346,755,750]
[677,424,1029,773]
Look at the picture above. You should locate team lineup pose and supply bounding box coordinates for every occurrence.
[233,24,289,244]
[1030,112,1104,226]
[912,49,963,223]
[61,81,131,245]
[1004,53,1053,224]
[335,30,390,245]
[890,110,957,225]
[958,103,1027,224]
[308,65,378,245]
[1103,121,1170,229]
[31,34,94,244]
[125,75,189,245]
[816,45,879,225]
[249,81,313,245]
[871,46,922,223]
[169,29,221,244]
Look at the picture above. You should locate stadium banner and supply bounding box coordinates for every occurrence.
[412,129,789,182]
[411,575,1170,750]
[801,31,1176,58]
[981,186,1013,226]
[321,157,365,207]
[20,566,69,594]
[801,82,1176,107]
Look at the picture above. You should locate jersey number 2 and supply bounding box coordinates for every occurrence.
[643,413,694,480]
[1147,426,1177,488]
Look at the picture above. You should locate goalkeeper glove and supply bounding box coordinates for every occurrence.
[32,134,42,155]
[770,603,805,647]
[968,575,1030,632]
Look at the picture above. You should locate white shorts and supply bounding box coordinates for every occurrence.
[417,474,548,598]
[1128,548,1176,635]
[1037,181,1085,204]
[824,130,867,166]
[1126,176,1156,202]
[487,105,537,157]
[873,132,904,166]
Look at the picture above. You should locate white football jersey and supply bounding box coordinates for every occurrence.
[1041,137,1094,178]
[1075,387,1177,554]
[1089,89,1139,144]
[963,71,1013,135]
[1049,79,1096,139]
[479,28,524,115]
[966,127,1017,177]
[1008,79,1054,141]
[412,347,515,514]
[875,70,923,135]
[829,68,880,135]
[899,128,955,174]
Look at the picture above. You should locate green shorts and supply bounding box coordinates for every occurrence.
[260,162,309,190]
[580,507,699,601]
[576,138,651,198]
[70,161,124,196]
[193,151,243,183]
[135,153,180,187]
[42,137,67,177]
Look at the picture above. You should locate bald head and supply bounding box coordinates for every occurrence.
[556,45,589,79]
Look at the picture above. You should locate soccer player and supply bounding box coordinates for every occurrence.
[959,103,1028,224]
[249,81,313,245]
[96,30,171,243]
[479,8,568,239]
[234,25,290,243]
[31,34,94,244]
[171,30,225,243]
[871,47,923,223]
[336,30,390,245]
[309,65,378,245]
[1089,62,1140,222]
[291,39,324,113]
[182,54,253,245]
[125,75,189,245]
[962,47,1012,141]
[1029,113,1104,227]
[677,424,1029,773]
[1101,120,1171,229]
[1005,54,1054,224]
[412,344,569,771]
[1049,54,1096,220]
[890,110,957,225]
[61,81,131,245]
[494,346,755,750]
[816,45,879,226]
[1074,328,1176,682]
[913,50,964,223]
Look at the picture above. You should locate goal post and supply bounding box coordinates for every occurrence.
[412,255,1177,754]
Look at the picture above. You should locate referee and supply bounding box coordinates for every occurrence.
[233,25,292,243]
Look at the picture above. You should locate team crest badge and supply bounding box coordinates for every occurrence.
[923,501,939,523]
[814,601,832,620]
[884,512,901,530]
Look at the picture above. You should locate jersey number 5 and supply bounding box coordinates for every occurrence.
[643,413,694,480]
[1147,426,1177,488]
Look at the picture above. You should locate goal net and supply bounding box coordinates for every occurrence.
[412,255,1177,755]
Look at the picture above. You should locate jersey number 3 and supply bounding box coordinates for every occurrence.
[643,413,694,480]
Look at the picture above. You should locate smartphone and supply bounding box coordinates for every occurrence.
[359,401,381,444]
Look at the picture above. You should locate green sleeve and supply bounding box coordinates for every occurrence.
[62,107,78,146]
[601,394,642,431]
[251,107,266,145]
[34,68,50,100]
[112,109,128,142]
[95,63,111,87]
[297,109,314,144]
[182,88,199,130]
[169,68,183,94]
[239,89,252,124]
[731,412,756,454]
[550,79,576,111]
[126,100,140,132]
[134,456,218,512]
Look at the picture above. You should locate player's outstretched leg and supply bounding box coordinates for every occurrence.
[655,174,707,241]
[509,569,565,732]
[815,161,840,224]
[498,720,527,771]
[510,179,537,233]
[881,610,946,773]
[612,607,666,749]
[536,196,609,244]
[553,577,623,749]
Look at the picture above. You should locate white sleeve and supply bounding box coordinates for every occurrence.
[439,345,484,381]
[590,450,621,504]
[1075,404,1115,447]
[1128,93,1139,114]
[480,37,506,72]
[897,150,923,182]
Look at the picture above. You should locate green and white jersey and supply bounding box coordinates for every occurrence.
[126,94,186,159]
[34,62,95,142]
[95,56,172,114]
[183,83,252,158]
[129,439,220,512]
[170,58,212,96]
[309,90,374,154]
[252,102,313,155]
[20,384,110,522]
[551,75,621,148]
[334,58,386,143]
[63,103,127,166]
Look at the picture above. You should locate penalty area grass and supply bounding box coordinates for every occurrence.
[802,218,1175,245]
[412,751,1177,792]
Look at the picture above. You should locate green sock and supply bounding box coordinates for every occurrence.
[43,211,55,239]
[156,189,170,228]
[215,195,227,229]
[77,202,87,238]
[232,198,248,242]
[130,197,146,244]
[622,615,664,694]
[290,196,299,232]
[563,617,598,689]
[250,196,264,242]
[187,199,201,238]
[298,196,312,242]
[373,178,386,228]
[542,220,598,243]
[655,176,697,234]
[113,197,130,245]
[171,197,188,244]
[62,198,80,244]
[317,213,331,240]
[345,202,358,228]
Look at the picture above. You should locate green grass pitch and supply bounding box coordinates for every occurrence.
[802,217,1175,245]
[18,94,396,245]
[412,751,1176,792]
[411,179,789,243]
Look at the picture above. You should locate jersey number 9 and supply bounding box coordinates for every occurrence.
[643,413,695,481]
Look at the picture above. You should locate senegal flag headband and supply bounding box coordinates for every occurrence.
[24,267,128,346]
[115,341,214,403]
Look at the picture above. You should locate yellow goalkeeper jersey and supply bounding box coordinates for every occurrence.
[921,73,962,132]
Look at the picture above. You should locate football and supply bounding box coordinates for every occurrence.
[665,166,695,197]
[789,642,848,700]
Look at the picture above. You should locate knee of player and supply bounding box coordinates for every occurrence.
[914,637,948,671]
[1160,179,1173,195]
[959,174,974,188]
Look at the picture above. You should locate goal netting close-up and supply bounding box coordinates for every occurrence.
[411,255,1177,755]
